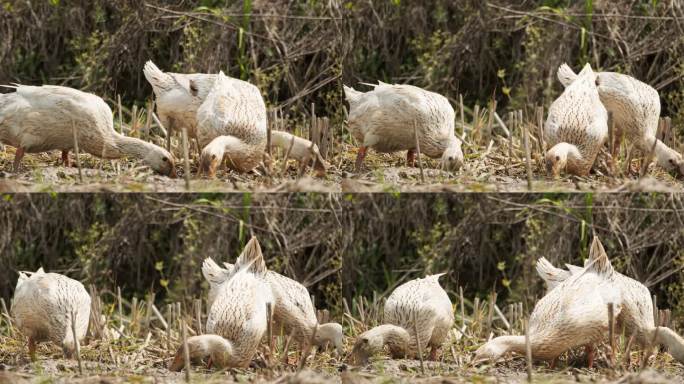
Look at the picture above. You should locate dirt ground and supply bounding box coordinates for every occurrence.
[0,143,682,193]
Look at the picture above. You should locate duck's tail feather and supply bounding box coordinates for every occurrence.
[201,258,230,286]
[585,236,614,276]
[343,85,363,105]
[535,258,570,290]
[234,236,267,275]
[143,60,176,93]
[557,63,578,87]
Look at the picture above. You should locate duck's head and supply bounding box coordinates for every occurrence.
[169,335,232,371]
[441,136,464,171]
[143,147,176,177]
[545,143,578,178]
[667,154,684,177]
[350,333,381,365]
[473,339,508,365]
[198,147,223,178]
[315,322,344,355]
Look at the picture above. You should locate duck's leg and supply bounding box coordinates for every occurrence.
[13,147,25,172]
[407,149,416,167]
[355,146,368,171]
[429,345,439,360]
[28,336,36,361]
[61,150,71,167]
[549,357,558,369]
[206,356,213,369]
[585,345,594,368]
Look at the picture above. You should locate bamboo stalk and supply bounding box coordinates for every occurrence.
[117,94,123,134]
[525,319,532,382]
[72,121,83,183]
[182,320,191,382]
[414,121,425,183]
[459,94,466,140]
[266,302,273,366]
[608,302,615,369]
[71,310,83,375]
[413,311,425,375]
[181,127,190,190]
[523,118,533,190]
[194,299,202,334]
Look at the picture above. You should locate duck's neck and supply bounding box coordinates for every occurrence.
[641,137,682,171]
[652,327,684,363]
[99,132,157,160]
[315,322,343,354]
[367,324,411,357]
[488,335,528,359]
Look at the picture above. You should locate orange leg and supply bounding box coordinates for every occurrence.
[355,146,368,172]
[61,150,71,167]
[206,356,213,369]
[585,345,594,369]
[13,147,25,172]
[28,336,37,361]
[550,357,558,369]
[429,346,439,361]
[407,149,416,167]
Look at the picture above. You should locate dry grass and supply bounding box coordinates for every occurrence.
[0,110,682,193]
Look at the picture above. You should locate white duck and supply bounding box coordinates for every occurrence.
[351,274,454,364]
[0,85,176,175]
[557,63,684,175]
[11,268,91,358]
[536,253,684,365]
[202,257,343,355]
[475,237,620,367]
[344,82,463,171]
[270,130,328,177]
[143,61,215,143]
[170,237,274,370]
[545,64,608,177]
[196,71,268,176]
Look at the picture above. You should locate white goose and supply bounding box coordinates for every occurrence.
[344,82,463,171]
[557,63,684,175]
[545,64,608,177]
[11,268,91,358]
[202,257,343,354]
[0,85,176,175]
[196,71,267,176]
[170,237,274,370]
[352,274,454,364]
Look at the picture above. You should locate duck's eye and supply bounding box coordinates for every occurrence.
[212,154,217,160]
[556,156,560,161]
[162,157,168,162]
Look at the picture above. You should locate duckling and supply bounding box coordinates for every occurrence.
[557,63,684,175]
[11,268,91,359]
[344,83,463,172]
[545,64,608,177]
[0,85,176,175]
[196,71,267,176]
[169,237,274,370]
[351,274,454,364]
[202,257,343,355]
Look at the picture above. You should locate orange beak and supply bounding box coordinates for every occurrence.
[199,156,219,178]
[168,348,185,371]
